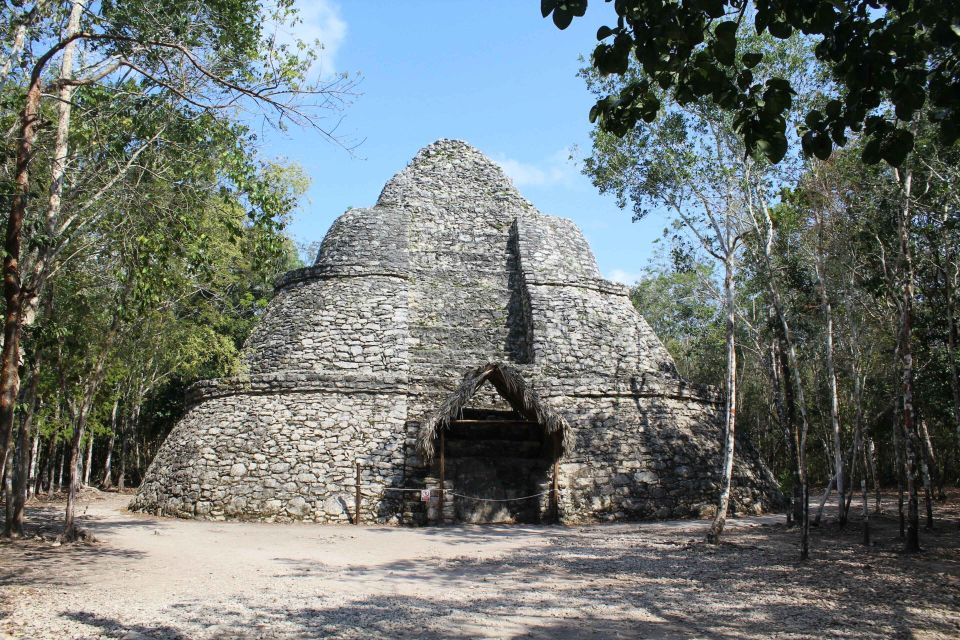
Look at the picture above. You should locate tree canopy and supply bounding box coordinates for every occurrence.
[541,0,960,165]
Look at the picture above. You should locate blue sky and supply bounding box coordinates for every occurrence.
[260,1,666,283]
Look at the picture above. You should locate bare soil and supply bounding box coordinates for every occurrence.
[1,490,958,639]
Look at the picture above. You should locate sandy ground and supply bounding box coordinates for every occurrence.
[1,491,959,639]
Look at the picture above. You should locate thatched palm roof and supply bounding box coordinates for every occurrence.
[416,363,569,463]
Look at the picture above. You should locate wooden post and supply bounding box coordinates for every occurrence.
[550,458,559,524]
[354,462,361,525]
[439,430,445,525]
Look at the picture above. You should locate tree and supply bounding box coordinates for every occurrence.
[0,0,353,538]
[541,0,960,165]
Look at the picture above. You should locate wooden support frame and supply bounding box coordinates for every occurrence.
[354,462,361,525]
[439,429,446,525]
[550,458,559,524]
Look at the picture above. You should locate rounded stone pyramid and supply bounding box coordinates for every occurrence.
[132,140,781,524]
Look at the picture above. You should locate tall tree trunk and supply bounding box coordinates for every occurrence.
[45,440,56,497]
[56,447,64,492]
[940,209,960,464]
[0,0,84,501]
[2,447,12,531]
[82,433,93,487]
[813,211,845,527]
[918,417,935,529]
[0,77,40,493]
[814,474,836,526]
[896,167,921,553]
[9,354,39,535]
[63,282,127,540]
[893,399,905,538]
[101,401,118,489]
[867,436,881,514]
[752,201,811,559]
[117,425,127,492]
[27,431,40,497]
[63,409,86,540]
[707,256,737,544]
[22,0,86,327]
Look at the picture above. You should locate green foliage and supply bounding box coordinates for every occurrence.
[543,0,960,166]
[629,251,726,384]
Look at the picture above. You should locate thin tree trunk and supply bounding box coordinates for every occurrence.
[752,201,811,559]
[22,0,87,327]
[56,447,64,492]
[867,436,881,514]
[813,211,845,527]
[2,448,12,530]
[0,76,38,496]
[896,167,921,553]
[9,354,39,535]
[117,424,127,492]
[707,256,737,544]
[814,475,836,526]
[82,433,93,487]
[101,401,118,489]
[32,435,45,496]
[893,399,905,538]
[63,409,86,540]
[28,430,39,498]
[64,282,128,540]
[918,417,939,499]
[941,209,960,465]
[46,441,56,497]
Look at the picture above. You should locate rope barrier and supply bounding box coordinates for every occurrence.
[449,491,550,502]
[376,486,551,502]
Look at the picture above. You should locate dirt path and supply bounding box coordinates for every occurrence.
[1,492,958,639]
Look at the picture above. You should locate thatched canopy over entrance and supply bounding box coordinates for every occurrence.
[417,363,569,463]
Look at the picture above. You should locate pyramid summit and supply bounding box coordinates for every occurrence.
[133,140,780,524]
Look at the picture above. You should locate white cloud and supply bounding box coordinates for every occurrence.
[271,0,347,79]
[493,148,577,188]
[607,269,643,286]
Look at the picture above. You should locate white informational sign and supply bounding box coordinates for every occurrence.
[420,489,431,502]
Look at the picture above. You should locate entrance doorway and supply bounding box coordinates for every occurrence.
[418,363,568,525]
[442,407,559,523]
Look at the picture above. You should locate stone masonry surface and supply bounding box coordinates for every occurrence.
[132,139,782,524]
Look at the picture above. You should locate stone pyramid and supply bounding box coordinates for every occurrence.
[132,139,781,524]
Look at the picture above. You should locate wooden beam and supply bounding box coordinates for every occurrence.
[448,420,539,426]
[354,461,362,525]
[439,429,446,525]
[550,458,560,524]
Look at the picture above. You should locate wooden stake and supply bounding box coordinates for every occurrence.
[354,462,361,525]
[439,430,445,525]
[550,458,559,524]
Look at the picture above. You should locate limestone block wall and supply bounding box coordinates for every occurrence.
[515,214,677,377]
[131,384,408,523]
[540,376,779,522]
[244,274,409,376]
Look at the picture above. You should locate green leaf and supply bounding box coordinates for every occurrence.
[597,25,615,40]
[768,21,793,38]
[712,21,738,66]
[553,9,573,30]
[801,131,832,160]
[861,137,882,165]
[741,52,763,68]
[879,128,914,166]
[541,0,556,18]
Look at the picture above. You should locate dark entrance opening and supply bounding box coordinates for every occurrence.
[418,363,568,525]
[442,407,560,524]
